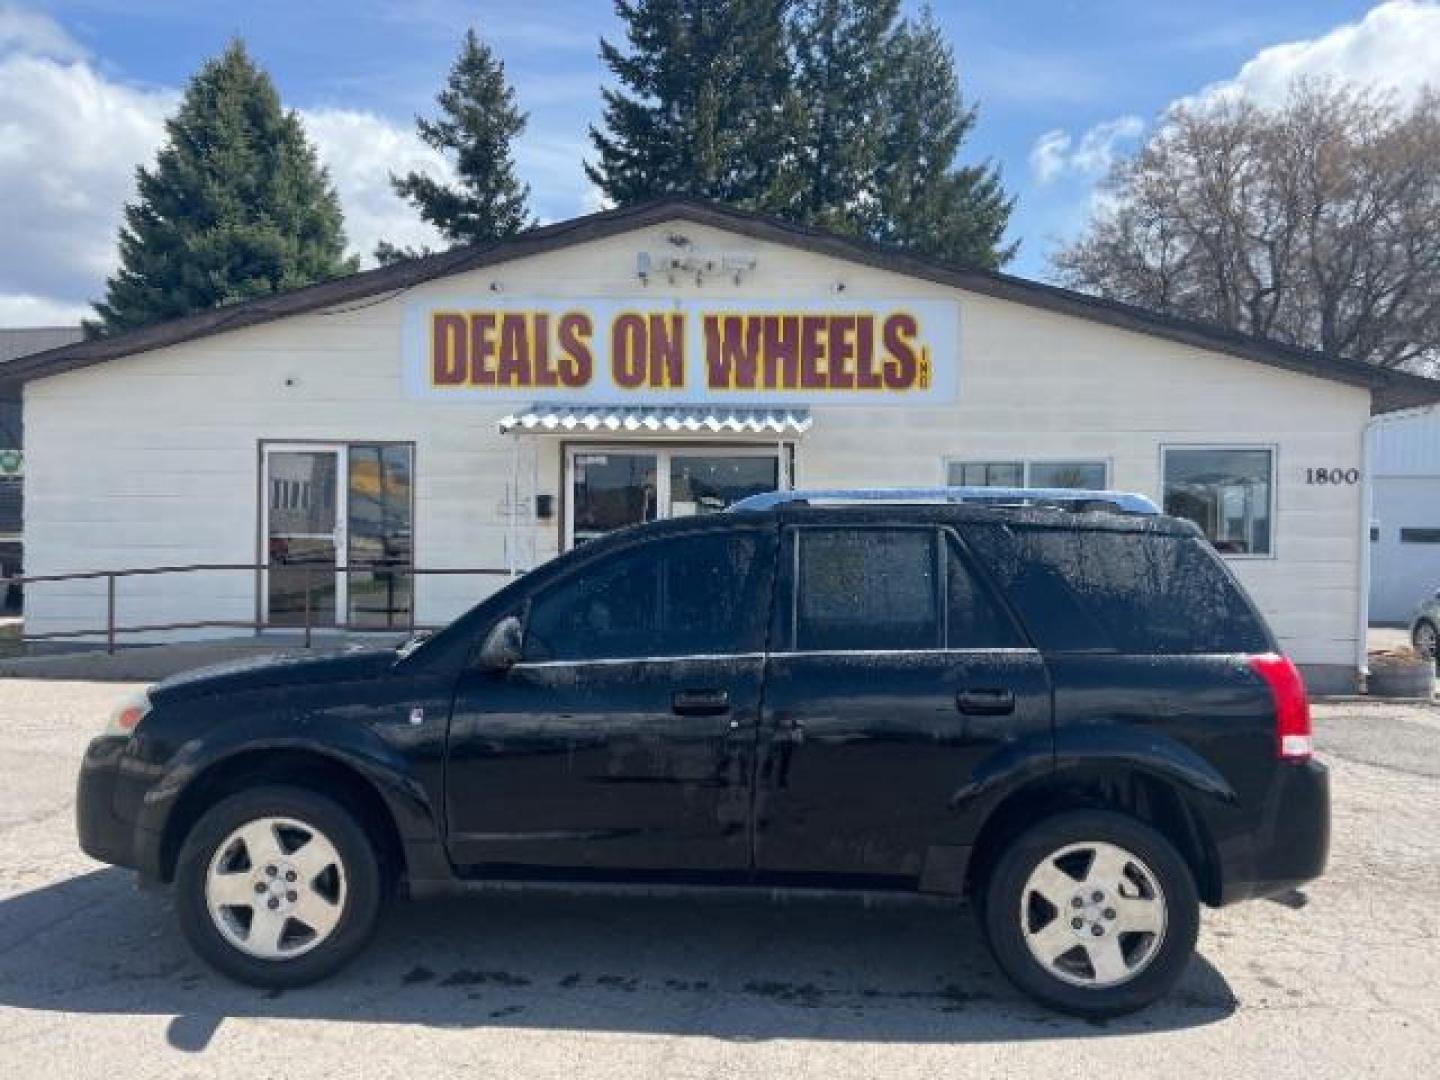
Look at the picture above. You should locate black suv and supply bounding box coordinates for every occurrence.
[77,490,1329,1017]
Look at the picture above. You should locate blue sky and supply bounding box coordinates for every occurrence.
[3,2,1436,323]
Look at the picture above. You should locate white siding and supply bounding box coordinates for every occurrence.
[23,218,1372,674]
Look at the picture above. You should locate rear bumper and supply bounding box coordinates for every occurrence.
[76,736,162,878]
[1220,758,1330,904]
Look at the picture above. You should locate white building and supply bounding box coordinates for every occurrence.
[1369,407,1440,625]
[4,200,1437,693]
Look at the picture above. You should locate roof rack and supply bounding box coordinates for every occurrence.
[728,486,1161,515]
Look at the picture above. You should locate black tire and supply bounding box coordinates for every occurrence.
[174,785,384,988]
[980,809,1200,1018]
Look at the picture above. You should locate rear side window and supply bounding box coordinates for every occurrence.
[945,535,1026,648]
[795,528,938,650]
[523,531,771,661]
[964,523,1270,654]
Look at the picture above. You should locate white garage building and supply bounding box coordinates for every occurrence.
[1369,407,1440,625]
[4,199,1437,693]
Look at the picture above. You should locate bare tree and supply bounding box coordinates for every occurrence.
[1052,80,1440,373]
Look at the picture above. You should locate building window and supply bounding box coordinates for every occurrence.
[946,460,1107,490]
[1162,446,1273,556]
[1400,528,1440,544]
[566,445,784,548]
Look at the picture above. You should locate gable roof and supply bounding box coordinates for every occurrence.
[3,197,1436,414]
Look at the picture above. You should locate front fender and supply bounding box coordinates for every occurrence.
[123,706,448,883]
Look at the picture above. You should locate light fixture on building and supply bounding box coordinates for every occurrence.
[636,249,758,286]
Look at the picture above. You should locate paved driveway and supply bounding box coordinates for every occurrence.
[0,680,1436,1078]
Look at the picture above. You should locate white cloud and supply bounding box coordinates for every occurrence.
[0,15,456,324]
[0,4,84,60]
[300,109,451,259]
[0,292,90,325]
[1196,0,1440,107]
[1028,116,1144,184]
[0,53,175,323]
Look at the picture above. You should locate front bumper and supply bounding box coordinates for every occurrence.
[76,735,161,877]
[1220,758,1330,904]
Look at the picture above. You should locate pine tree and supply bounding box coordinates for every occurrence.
[587,0,797,209]
[871,9,1015,268]
[91,40,355,334]
[784,0,899,235]
[383,28,534,261]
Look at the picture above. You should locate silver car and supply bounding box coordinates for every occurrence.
[1411,590,1440,660]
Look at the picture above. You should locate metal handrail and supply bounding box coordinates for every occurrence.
[1,562,514,653]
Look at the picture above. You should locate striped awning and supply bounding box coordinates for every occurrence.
[498,404,812,436]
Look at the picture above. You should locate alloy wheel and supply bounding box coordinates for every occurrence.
[204,816,348,960]
[1019,840,1167,988]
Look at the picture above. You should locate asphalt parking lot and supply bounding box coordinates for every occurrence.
[0,680,1436,1079]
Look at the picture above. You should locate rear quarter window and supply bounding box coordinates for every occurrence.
[964,523,1271,654]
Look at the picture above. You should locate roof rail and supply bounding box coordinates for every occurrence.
[728,486,1161,515]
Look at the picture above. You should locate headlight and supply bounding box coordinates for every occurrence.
[104,688,151,738]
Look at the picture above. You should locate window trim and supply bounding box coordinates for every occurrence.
[941,457,1112,490]
[1159,443,1278,561]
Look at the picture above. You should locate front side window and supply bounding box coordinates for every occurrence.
[523,531,770,661]
[1163,447,1273,556]
[947,460,1108,490]
[794,529,939,651]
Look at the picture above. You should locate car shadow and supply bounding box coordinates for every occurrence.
[0,869,1238,1052]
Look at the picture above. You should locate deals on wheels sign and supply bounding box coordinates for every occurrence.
[402,298,960,405]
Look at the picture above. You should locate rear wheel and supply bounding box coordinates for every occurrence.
[980,809,1199,1017]
[174,785,383,987]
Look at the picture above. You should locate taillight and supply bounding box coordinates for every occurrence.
[1248,653,1312,761]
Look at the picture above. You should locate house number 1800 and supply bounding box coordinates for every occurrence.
[1305,467,1360,485]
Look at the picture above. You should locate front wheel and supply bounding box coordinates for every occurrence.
[980,810,1199,1017]
[174,785,384,987]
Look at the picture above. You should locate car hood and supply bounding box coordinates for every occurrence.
[147,646,400,704]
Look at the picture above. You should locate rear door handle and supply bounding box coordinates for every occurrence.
[672,689,730,717]
[956,688,1015,716]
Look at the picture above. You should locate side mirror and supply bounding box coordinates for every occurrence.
[477,614,524,671]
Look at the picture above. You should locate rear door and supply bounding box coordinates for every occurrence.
[754,523,1052,881]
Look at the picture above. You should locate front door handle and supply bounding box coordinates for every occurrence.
[672,689,730,717]
[956,688,1015,716]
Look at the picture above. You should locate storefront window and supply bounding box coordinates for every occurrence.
[949,462,1024,487]
[567,447,782,546]
[946,460,1107,489]
[1162,447,1273,556]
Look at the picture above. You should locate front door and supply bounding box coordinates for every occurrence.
[444,522,777,873]
[754,522,1053,880]
[263,446,345,627]
[263,443,415,629]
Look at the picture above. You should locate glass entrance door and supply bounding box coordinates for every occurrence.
[568,452,659,545]
[263,443,415,629]
[565,446,784,548]
[346,444,413,628]
[264,446,344,627]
